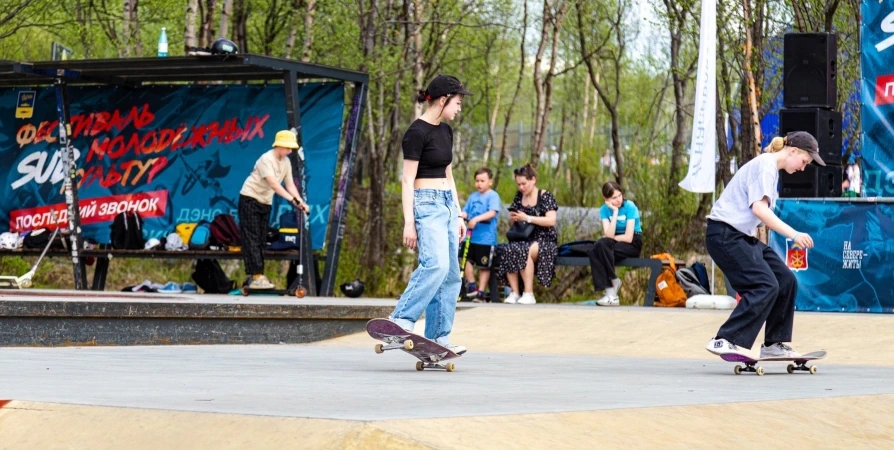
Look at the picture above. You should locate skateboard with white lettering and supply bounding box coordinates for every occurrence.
[720,350,826,376]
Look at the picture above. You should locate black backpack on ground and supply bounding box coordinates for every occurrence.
[110,211,145,249]
[192,259,235,293]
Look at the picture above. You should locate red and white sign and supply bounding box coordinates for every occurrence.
[9,189,168,232]
[875,74,894,105]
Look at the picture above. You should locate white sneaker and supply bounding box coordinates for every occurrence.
[446,344,467,355]
[611,278,622,291]
[388,317,414,333]
[760,342,801,359]
[249,275,275,290]
[518,293,536,304]
[596,295,620,306]
[504,292,521,304]
[706,337,741,356]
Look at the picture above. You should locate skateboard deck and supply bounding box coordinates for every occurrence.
[366,318,460,372]
[719,350,826,376]
[239,285,306,298]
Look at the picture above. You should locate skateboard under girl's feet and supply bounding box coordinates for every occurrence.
[366,318,460,372]
[719,350,827,376]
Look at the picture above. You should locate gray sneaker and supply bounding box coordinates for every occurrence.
[760,342,801,359]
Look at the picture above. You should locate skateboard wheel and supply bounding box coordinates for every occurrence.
[403,340,414,351]
[295,286,307,298]
[734,365,742,375]
[787,364,795,374]
[374,344,384,354]
[416,361,424,371]
[809,365,818,375]
[756,366,765,376]
[445,362,456,372]
[241,286,250,296]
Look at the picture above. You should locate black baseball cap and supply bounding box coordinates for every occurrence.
[785,131,825,166]
[424,75,473,100]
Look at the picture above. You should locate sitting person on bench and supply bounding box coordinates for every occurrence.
[498,163,559,305]
[588,181,643,306]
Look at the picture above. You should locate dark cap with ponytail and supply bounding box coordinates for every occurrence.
[416,75,473,104]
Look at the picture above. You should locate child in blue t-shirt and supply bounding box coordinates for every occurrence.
[589,181,643,306]
[458,167,501,300]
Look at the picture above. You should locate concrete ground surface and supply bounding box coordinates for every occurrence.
[2,300,894,449]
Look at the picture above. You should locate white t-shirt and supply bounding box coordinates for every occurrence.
[240,150,292,205]
[707,153,778,236]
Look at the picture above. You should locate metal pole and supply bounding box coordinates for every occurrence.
[320,81,367,296]
[711,188,716,295]
[283,69,317,296]
[54,78,88,290]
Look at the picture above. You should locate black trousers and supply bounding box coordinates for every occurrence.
[239,195,272,276]
[588,235,643,291]
[706,220,796,348]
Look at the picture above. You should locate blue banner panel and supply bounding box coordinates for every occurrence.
[770,199,894,313]
[861,1,894,197]
[0,84,344,250]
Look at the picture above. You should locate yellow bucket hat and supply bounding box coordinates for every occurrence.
[272,130,300,149]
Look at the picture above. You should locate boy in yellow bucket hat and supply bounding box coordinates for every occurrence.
[238,130,310,289]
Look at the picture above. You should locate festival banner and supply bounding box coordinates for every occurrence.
[678,0,716,193]
[769,199,894,313]
[860,0,894,197]
[0,84,345,250]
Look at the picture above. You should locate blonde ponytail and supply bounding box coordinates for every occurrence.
[763,136,786,153]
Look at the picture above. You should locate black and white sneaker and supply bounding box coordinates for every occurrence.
[706,337,740,356]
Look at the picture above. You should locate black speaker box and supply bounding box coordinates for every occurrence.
[778,108,842,165]
[784,33,837,108]
[779,166,843,198]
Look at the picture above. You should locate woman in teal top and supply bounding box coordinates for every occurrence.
[588,181,643,306]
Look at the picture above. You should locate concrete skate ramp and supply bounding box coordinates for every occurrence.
[1,396,892,449]
[1,304,893,448]
[318,305,894,365]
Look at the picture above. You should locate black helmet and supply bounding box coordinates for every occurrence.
[340,279,365,298]
[211,38,238,55]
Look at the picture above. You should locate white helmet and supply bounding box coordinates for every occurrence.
[145,238,162,250]
[0,232,18,250]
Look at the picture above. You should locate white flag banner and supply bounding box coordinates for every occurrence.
[679,0,717,193]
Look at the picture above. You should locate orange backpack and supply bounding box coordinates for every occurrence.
[651,253,688,307]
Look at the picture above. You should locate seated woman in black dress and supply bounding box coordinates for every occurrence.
[498,164,559,304]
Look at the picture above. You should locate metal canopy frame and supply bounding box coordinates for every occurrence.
[0,55,368,296]
[0,54,367,87]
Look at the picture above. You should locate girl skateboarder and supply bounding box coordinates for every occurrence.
[705,131,824,358]
[390,75,472,355]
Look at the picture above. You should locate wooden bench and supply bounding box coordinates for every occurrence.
[478,250,666,306]
[554,256,664,306]
[0,247,310,291]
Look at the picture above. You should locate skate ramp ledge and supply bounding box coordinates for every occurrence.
[0,292,397,347]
